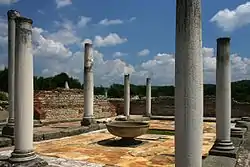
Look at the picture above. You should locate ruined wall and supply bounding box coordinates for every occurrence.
[34,88,117,121]
[8,89,250,121]
[114,96,250,117]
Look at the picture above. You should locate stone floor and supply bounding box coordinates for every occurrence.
[16,120,216,167]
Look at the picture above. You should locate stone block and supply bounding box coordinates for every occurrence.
[0,137,12,148]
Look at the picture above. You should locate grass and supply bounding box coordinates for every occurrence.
[147,129,175,135]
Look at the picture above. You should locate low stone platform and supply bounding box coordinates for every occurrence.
[0,118,249,166]
[0,121,107,148]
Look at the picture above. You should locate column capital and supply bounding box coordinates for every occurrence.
[7,10,20,20]
[85,42,93,48]
[146,77,151,82]
[15,16,33,25]
[217,37,231,43]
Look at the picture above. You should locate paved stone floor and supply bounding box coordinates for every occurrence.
[24,120,216,167]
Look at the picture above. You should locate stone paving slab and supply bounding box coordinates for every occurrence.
[0,150,104,167]
[0,122,107,148]
[33,120,216,167]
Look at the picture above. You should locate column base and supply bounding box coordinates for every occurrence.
[0,156,49,167]
[9,149,37,163]
[235,120,250,130]
[81,117,96,126]
[231,127,247,138]
[241,117,250,122]
[209,139,237,158]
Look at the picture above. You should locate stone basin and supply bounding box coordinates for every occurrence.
[106,121,149,139]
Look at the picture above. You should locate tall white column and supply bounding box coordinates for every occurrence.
[124,74,130,117]
[213,37,234,150]
[175,0,203,166]
[146,77,151,117]
[2,10,20,137]
[81,43,95,126]
[9,16,37,162]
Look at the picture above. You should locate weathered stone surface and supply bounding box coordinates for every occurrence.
[34,120,216,166]
[235,131,250,167]
[0,157,48,167]
[0,138,12,148]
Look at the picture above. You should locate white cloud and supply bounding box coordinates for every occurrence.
[99,19,123,26]
[82,39,92,45]
[32,27,73,59]
[55,0,72,8]
[113,52,128,58]
[48,29,80,45]
[211,2,250,31]
[0,0,19,5]
[94,33,127,47]
[138,49,150,56]
[77,16,91,27]
[38,10,45,15]
[1,17,250,86]
[129,17,136,22]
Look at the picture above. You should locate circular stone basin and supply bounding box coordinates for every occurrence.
[106,121,149,139]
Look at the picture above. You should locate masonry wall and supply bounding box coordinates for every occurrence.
[34,88,117,121]
[32,89,250,121]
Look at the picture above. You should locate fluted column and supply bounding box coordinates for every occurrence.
[175,0,203,166]
[124,74,130,117]
[81,43,95,126]
[2,10,20,137]
[145,77,151,117]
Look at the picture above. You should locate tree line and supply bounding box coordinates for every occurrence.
[0,68,250,102]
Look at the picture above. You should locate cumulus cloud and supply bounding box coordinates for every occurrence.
[55,0,72,8]
[98,17,136,26]
[113,52,128,58]
[1,16,250,86]
[211,2,250,31]
[99,19,123,26]
[0,0,19,5]
[77,16,92,27]
[138,49,150,56]
[94,33,127,47]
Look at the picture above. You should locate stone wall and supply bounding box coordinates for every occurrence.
[1,89,249,121]
[114,96,250,117]
[34,88,117,121]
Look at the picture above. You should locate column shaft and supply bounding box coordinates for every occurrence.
[214,37,234,150]
[124,74,130,117]
[146,77,151,116]
[2,10,20,137]
[81,43,95,126]
[175,0,203,166]
[10,16,36,162]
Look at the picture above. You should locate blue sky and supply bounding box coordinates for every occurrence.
[0,0,250,86]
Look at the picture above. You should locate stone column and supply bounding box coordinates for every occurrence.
[9,16,36,162]
[212,37,234,151]
[2,10,20,137]
[65,81,69,89]
[104,88,108,98]
[124,74,130,117]
[81,43,95,126]
[145,77,151,117]
[175,0,203,166]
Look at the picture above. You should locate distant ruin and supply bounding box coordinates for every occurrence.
[1,88,249,122]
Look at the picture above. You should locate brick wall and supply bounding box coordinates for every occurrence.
[114,96,250,117]
[34,88,117,121]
